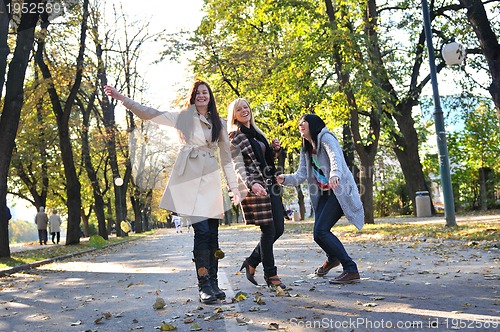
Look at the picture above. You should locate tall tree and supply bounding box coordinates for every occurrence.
[34,0,90,245]
[77,87,108,239]
[0,1,42,257]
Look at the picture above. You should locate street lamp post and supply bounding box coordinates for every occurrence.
[421,0,457,227]
[114,177,124,236]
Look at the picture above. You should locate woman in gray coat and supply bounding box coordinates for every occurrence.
[104,81,240,304]
[277,114,364,284]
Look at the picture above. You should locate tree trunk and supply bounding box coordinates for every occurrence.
[478,167,492,211]
[459,0,500,131]
[296,186,305,220]
[81,207,90,237]
[97,51,124,237]
[0,0,10,96]
[78,95,108,240]
[0,6,40,258]
[392,102,434,215]
[131,192,142,233]
[105,198,113,235]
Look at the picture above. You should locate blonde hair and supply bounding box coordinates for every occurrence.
[226,98,265,136]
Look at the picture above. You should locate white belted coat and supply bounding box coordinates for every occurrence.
[122,98,238,221]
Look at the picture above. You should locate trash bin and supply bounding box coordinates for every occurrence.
[415,191,432,217]
[292,211,301,222]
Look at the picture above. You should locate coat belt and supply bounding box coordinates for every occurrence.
[176,145,216,176]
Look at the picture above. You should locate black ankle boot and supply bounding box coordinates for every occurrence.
[198,275,217,304]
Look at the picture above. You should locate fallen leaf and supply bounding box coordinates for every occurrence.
[236,316,253,325]
[159,322,177,331]
[254,295,265,305]
[190,323,202,331]
[268,322,279,330]
[153,297,166,310]
[233,291,247,302]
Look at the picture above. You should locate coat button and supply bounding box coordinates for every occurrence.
[202,153,206,157]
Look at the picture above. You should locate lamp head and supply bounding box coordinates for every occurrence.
[442,41,466,66]
[114,177,124,186]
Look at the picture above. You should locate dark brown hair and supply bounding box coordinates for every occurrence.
[177,80,222,142]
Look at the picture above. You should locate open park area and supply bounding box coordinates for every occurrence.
[1,213,499,332]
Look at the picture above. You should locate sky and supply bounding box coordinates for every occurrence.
[107,0,205,108]
[9,0,205,221]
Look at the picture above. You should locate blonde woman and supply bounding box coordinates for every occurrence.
[227,98,286,289]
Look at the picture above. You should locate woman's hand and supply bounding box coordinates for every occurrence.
[103,85,125,102]
[329,176,340,190]
[271,138,281,151]
[276,174,285,185]
[231,188,241,205]
[251,183,267,196]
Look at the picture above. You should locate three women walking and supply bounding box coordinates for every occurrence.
[105,79,364,302]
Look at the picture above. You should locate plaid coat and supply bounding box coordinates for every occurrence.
[229,130,273,225]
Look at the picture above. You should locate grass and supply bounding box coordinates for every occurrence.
[224,217,500,243]
[0,231,152,270]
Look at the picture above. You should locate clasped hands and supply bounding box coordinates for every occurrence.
[276,175,340,190]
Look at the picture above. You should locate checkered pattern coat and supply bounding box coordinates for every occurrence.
[229,130,273,225]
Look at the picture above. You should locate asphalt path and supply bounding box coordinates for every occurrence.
[1,221,499,332]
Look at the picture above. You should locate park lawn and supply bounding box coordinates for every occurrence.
[226,219,499,244]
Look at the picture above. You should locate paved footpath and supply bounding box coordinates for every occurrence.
[1,221,499,332]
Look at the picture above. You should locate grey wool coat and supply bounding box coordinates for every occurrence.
[282,128,364,230]
[122,97,238,221]
[229,130,273,226]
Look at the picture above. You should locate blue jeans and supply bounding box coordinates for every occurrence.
[192,218,219,253]
[247,190,285,277]
[313,190,358,273]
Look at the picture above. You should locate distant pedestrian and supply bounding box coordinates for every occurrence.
[49,209,62,244]
[277,114,364,284]
[35,207,49,245]
[172,214,182,233]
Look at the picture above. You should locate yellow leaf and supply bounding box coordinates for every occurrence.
[160,322,177,331]
[153,297,166,310]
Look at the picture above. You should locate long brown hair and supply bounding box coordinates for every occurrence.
[176,80,222,142]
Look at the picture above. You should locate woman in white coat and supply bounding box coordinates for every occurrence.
[104,81,240,304]
[277,114,364,284]
[48,209,62,244]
